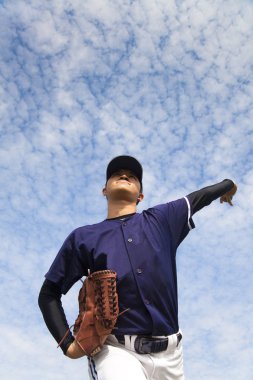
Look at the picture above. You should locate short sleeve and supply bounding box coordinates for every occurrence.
[45,230,89,294]
[154,197,195,248]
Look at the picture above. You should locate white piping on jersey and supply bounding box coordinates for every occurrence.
[184,196,193,230]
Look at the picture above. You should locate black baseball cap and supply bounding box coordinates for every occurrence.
[106,155,143,190]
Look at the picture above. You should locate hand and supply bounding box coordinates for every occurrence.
[66,340,86,359]
[220,184,237,206]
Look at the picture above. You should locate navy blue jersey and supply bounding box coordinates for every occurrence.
[46,197,194,336]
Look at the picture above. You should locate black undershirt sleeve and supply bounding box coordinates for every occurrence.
[38,279,74,355]
[187,179,234,215]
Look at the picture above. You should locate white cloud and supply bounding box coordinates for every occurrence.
[0,0,253,379]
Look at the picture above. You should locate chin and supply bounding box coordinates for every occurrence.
[112,189,138,200]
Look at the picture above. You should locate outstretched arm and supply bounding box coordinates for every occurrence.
[187,179,237,215]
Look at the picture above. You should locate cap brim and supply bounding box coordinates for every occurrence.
[106,155,143,186]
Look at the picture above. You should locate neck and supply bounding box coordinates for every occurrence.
[106,200,137,219]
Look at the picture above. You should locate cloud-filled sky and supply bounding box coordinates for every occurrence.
[1,0,253,379]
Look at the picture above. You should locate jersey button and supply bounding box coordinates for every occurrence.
[144,299,150,305]
[127,238,133,242]
[136,268,142,274]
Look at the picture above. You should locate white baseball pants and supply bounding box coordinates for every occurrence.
[88,333,184,380]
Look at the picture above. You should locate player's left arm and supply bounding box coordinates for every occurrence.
[187,179,237,215]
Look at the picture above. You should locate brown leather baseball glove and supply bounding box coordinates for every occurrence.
[72,270,119,356]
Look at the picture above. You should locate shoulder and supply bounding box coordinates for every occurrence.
[139,198,189,226]
[68,218,119,242]
[58,220,106,246]
[143,198,188,215]
[69,219,108,238]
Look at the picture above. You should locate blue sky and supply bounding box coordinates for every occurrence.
[1,0,253,379]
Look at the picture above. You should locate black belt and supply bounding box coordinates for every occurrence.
[115,333,182,354]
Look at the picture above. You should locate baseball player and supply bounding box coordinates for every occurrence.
[39,155,237,380]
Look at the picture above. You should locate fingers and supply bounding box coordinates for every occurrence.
[220,195,233,206]
[220,184,237,206]
[227,197,233,206]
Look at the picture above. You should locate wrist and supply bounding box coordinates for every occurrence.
[61,334,75,355]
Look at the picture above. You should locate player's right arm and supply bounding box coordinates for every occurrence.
[39,228,90,356]
[38,279,74,355]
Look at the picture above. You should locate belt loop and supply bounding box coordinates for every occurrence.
[176,332,182,346]
[130,335,137,351]
[124,335,131,350]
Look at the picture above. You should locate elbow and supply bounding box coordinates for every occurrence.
[38,287,44,310]
[38,284,48,312]
[38,279,62,311]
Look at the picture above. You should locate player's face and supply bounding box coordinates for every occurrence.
[103,169,143,203]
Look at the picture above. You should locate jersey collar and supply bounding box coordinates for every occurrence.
[106,212,136,221]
